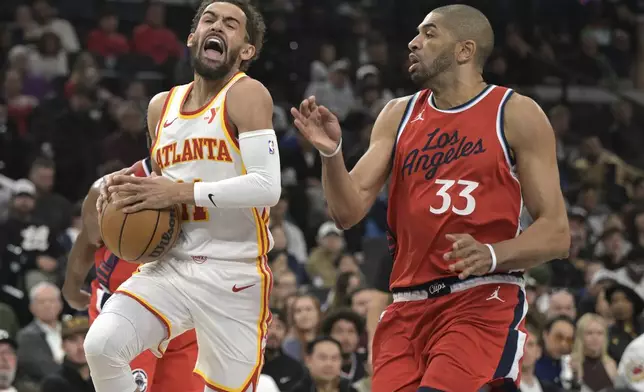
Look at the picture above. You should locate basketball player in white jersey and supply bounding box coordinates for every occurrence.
[85,1,280,392]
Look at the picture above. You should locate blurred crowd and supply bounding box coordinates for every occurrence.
[1,0,644,391]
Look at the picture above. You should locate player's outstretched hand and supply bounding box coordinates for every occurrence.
[97,167,134,214]
[444,234,494,280]
[291,96,342,156]
[108,173,180,213]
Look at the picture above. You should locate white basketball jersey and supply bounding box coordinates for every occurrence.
[151,72,273,261]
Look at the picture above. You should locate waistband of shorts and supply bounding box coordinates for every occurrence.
[391,272,524,303]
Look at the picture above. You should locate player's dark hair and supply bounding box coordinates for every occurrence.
[30,156,55,170]
[191,0,266,71]
[306,336,342,356]
[544,315,575,333]
[320,308,365,337]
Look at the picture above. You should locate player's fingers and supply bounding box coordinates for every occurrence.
[290,108,309,127]
[309,96,318,111]
[108,183,139,194]
[318,106,335,122]
[122,201,146,214]
[111,174,143,185]
[113,194,143,210]
[299,98,311,117]
[293,119,314,140]
[443,244,475,261]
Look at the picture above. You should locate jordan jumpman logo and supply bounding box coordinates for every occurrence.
[486,286,505,302]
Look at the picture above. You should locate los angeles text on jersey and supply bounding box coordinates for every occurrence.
[155,137,233,169]
[401,127,486,180]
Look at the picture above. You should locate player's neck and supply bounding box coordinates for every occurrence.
[428,73,487,110]
[191,69,239,107]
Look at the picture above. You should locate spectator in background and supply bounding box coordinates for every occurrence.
[310,42,338,82]
[571,313,616,391]
[270,189,308,264]
[11,5,42,46]
[326,272,362,313]
[122,80,149,116]
[630,209,644,248]
[86,10,129,59]
[606,283,644,362]
[596,227,632,270]
[546,290,577,320]
[295,337,358,392]
[102,103,147,167]
[307,222,346,288]
[7,46,50,100]
[283,294,322,361]
[271,270,298,311]
[131,3,182,66]
[320,309,367,383]
[31,0,79,53]
[64,52,99,99]
[520,324,561,392]
[535,316,575,387]
[616,333,644,391]
[0,330,18,392]
[28,158,72,232]
[349,288,373,319]
[262,309,306,391]
[28,32,68,81]
[16,282,63,384]
[3,69,38,137]
[304,60,355,122]
[41,315,94,392]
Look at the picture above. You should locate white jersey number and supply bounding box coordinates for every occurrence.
[429,179,479,216]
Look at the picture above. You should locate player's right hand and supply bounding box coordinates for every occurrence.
[97,167,133,214]
[291,96,342,156]
[62,283,91,310]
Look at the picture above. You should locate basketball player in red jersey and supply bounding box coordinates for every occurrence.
[292,5,570,392]
[63,157,203,392]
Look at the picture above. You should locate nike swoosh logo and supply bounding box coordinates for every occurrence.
[164,118,177,127]
[232,284,255,293]
[208,194,217,207]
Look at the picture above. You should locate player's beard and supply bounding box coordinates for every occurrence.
[411,46,454,86]
[191,43,240,81]
[0,368,16,388]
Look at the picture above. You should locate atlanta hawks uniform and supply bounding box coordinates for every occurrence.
[89,158,202,392]
[372,85,528,392]
[115,72,273,392]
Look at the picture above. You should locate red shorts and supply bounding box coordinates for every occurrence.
[372,282,527,392]
[89,290,203,392]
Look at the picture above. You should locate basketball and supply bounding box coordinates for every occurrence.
[99,198,182,264]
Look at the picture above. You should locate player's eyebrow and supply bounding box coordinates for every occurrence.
[202,10,241,26]
[418,22,438,33]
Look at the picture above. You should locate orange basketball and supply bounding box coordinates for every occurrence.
[99,199,182,263]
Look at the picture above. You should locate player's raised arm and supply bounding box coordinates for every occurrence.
[292,96,409,229]
[62,182,102,310]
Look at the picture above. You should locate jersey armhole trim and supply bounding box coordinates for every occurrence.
[389,92,420,166]
[496,89,516,168]
[150,87,177,156]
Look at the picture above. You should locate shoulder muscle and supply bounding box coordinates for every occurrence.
[226,78,273,134]
[82,181,102,245]
[147,91,171,141]
[503,93,553,151]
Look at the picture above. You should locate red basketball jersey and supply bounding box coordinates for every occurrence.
[90,158,152,319]
[387,85,522,290]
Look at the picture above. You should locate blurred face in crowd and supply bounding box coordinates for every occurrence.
[338,254,359,274]
[188,2,254,81]
[275,272,297,303]
[543,320,574,359]
[119,105,144,134]
[271,225,287,250]
[270,251,290,278]
[266,317,286,350]
[15,5,34,26]
[581,318,606,358]
[330,319,359,355]
[610,290,634,321]
[30,285,63,324]
[4,70,22,99]
[292,296,319,333]
[547,291,576,320]
[321,233,344,253]
[126,81,147,101]
[347,274,361,294]
[0,343,17,389]
[604,231,625,256]
[580,137,603,161]
[521,329,542,371]
[351,289,372,317]
[270,196,288,222]
[32,0,53,22]
[63,333,87,365]
[12,194,35,215]
[99,14,118,34]
[319,43,336,64]
[306,341,342,382]
[145,4,165,28]
[578,187,599,211]
[40,32,61,56]
[329,69,348,89]
[29,164,54,193]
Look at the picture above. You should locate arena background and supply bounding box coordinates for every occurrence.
[1,0,644,391]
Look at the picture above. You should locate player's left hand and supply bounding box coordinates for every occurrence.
[444,234,494,280]
[108,173,180,213]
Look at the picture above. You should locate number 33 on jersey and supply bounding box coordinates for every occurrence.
[387,86,523,288]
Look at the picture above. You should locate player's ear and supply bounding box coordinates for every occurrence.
[455,39,476,65]
[187,33,196,48]
[240,43,256,62]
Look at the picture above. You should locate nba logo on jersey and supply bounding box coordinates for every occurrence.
[268,140,275,155]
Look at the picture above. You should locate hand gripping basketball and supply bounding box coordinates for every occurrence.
[97,167,134,215]
[291,96,342,156]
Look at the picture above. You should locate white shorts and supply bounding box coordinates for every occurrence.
[114,256,272,391]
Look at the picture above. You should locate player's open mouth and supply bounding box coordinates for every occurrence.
[408,53,420,72]
[203,35,225,61]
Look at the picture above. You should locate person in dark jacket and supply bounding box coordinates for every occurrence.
[606,283,644,362]
[262,309,306,391]
[41,315,94,392]
[292,337,358,392]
